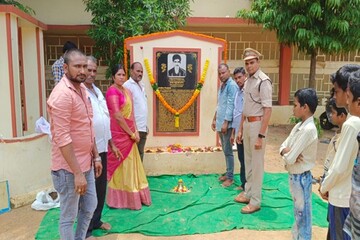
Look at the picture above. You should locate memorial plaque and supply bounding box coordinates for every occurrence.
[155,51,199,133]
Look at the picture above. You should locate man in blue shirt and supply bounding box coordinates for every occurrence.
[232,67,247,190]
[211,63,238,187]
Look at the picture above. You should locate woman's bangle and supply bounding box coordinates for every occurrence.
[130,132,136,140]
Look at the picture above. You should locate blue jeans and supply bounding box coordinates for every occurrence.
[289,171,312,240]
[52,168,97,240]
[218,128,234,180]
[328,203,350,240]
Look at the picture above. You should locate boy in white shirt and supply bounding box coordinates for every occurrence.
[319,98,352,240]
[279,88,318,240]
[343,71,360,239]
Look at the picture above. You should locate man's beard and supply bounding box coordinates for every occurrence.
[66,73,86,83]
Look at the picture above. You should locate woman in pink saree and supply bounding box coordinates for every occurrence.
[105,64,151,210]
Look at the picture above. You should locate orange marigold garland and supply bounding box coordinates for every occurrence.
[144,58,210,128]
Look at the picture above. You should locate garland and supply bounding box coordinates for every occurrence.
[124,30,227,63]
[144,58,210,128]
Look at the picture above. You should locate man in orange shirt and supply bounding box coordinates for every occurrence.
[47,48,102,240]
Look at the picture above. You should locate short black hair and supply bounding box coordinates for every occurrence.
[348,71,360,102]
[172,54,181,62]
[294,88,318,114]
[330,64,360,91]
[63,49,85,64]
[327,98,347,116]
[233,67,245,75]
[111,64,126,77]
[62,41,77,54]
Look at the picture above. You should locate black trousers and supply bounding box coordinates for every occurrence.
[137,131,148,162]
[86,151,107,237]
[236,142,246,188]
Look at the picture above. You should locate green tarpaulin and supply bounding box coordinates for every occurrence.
[35,173,328,239]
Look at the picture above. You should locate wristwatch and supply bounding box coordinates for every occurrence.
[94,156,101,162]
[258,133,265,139]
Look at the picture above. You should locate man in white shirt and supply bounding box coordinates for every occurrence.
[84,56,120,238]
[124,62,148,161]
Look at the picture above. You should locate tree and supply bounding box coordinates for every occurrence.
[237,0,360,89]
[83,0,192,77]
[0,0,35,15]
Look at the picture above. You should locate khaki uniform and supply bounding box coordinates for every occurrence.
[242,69,272,207]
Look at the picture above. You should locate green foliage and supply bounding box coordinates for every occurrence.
[237,0,360,88]
[289,116,323,137]
[238,0,360,54]
[83,0,192,78]
[0,0,35,15]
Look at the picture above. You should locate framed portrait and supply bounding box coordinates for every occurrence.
[153,49,200,135]
[167,53,187,78]
[156,51,198,90]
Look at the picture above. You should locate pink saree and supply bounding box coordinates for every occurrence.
[105,86,151,210]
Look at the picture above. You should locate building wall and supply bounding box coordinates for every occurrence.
[17,0,92,25]
[0,6,47,139]
[10,14,23,137]
[0,134,52,208]
[21,27,40,134]
[39,29,47,118]
[0,12,23,137]
[17,0,249,25]
[190,0,250,17]
[0,13,13,137]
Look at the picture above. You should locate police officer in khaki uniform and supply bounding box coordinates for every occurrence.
[235,48,272,214]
